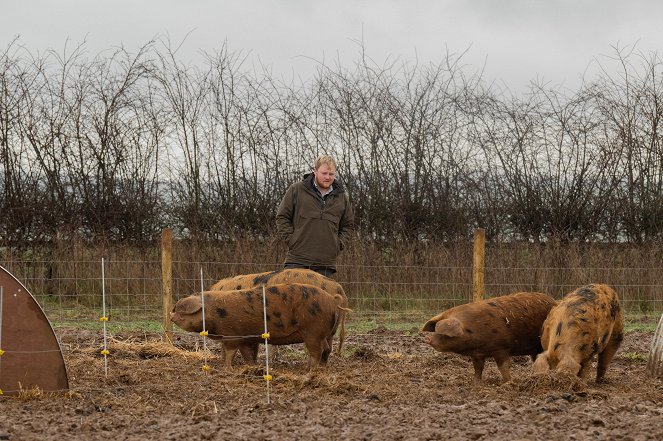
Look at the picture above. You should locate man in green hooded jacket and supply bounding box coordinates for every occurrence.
[276,155,355,277]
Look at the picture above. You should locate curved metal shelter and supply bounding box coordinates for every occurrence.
[0,265,69,395]
[648,313,663,378]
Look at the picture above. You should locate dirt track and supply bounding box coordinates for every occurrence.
[1,327,662,440]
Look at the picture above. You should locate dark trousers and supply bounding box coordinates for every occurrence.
[283,262,336,278]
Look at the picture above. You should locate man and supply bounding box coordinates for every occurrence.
[276,155,355,277]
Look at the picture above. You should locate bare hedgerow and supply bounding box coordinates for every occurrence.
[2,38,663,246]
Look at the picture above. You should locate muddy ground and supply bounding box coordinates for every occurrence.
[1,326,662,440]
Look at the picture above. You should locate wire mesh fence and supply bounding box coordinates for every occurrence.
[1,257,662,330]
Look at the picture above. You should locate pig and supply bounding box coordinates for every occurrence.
[210,269,347,302]
[422,292,557,382]
[209,268,349,363]
[170,283,351,370]
[532,283,624,382]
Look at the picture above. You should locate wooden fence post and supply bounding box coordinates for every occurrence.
[162,228,173,343]
[472,228,486,302]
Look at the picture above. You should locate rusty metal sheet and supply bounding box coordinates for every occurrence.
[0,265,69,395]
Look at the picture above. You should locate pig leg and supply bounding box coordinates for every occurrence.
[304,337,326,371]
[239,342,259,365]
[578,360,592,379]
[321,334,334,364]
[470,355,486,381]
[493,351,512,382]
[222,342,240,369]
[218,345,228,366]
[596,340,620,382]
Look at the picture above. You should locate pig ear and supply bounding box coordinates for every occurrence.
[175,296,203,315]
[434,318,463,337]
[422,319,437,332]
[422,311,447,331]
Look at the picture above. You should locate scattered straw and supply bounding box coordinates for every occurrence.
[115,338,216,360]
[81,337,216,361]
[513,372,587,394]
[16,385,44,400]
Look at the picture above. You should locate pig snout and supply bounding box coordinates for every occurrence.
[424,332,445,351]
[169,311,184,326]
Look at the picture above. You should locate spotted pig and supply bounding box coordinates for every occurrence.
[209,269,349,362]
[422,292,557,382]
[533,283,624,382]
[170,283,350,370]
[210,269,347,302]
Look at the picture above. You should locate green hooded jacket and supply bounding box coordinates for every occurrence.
[276,173,355,270]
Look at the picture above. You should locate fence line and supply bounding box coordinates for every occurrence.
[3,229,663,329]
[0,258,661,327]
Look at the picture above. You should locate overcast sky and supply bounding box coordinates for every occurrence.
[3,0,663,93]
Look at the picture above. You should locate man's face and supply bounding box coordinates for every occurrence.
[314,164,336,190]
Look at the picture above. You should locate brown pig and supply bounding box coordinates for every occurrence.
[422,292,557,382]
[209,269,350,363]
[533,283,624,382]
[210,268,347,301]
[170,283,350,370]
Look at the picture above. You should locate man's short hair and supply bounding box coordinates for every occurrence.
[314,155,337,170]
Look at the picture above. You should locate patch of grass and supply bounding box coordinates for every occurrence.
[347,314,662,336]
[53,319,163,333]
[346,318,380,334]
[346,317,422,335]
[621,352,648,363]
[45,303,163,332]
[624,313,660,333]
[340,345,359,357]
[624,322,658,333]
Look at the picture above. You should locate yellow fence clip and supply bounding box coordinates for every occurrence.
[200,330,209,337]
[0,349,4,356]
[263,374,273,382]
[202,364,210,372]
[100,349,110,355]
[100,316,109,322]
[0,389,3,395]
[261,333,270,340]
